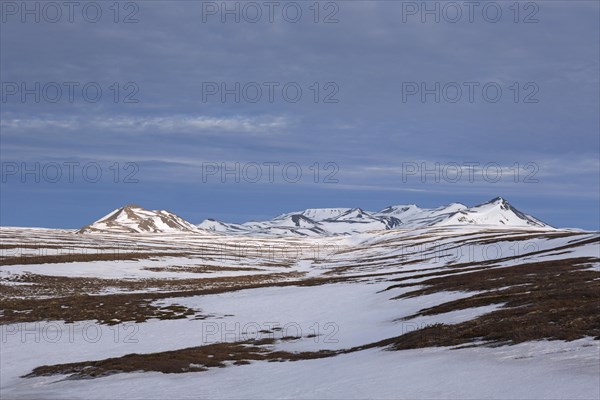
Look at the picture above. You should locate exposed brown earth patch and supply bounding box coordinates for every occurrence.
[385,257,600,347]
[0,252,193,266]
[0,267,439,325]
[0,272,306,324]
[24,338,337,379]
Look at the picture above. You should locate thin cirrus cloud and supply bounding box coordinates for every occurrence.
[0,115,290,135]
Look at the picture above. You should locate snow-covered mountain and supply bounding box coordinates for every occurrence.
[374,202,468,227]
[434,197,549,227]
[198,197,553,236]
[198,207,402,236]
[80,198,553,235]
[78,204,201,234]
[374,198,549,229]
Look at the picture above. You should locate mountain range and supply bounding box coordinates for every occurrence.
[78,197,552,235]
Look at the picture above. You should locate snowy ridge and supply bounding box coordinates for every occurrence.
[436,197,549,227]
[197,197,553,236]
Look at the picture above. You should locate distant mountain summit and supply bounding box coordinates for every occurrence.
[80,197,553,235]
[78,204,200,234]
[435,197,549,228]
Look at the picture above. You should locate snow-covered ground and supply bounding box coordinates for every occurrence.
[0,224,598,399]
[4,341,597,400]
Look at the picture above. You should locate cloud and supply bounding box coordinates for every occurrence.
[0,114,290,135]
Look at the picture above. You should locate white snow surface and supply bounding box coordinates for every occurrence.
[4,341,597,400]
[0,223,598,399]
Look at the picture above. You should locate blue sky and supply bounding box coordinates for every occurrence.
[1,1,598,229]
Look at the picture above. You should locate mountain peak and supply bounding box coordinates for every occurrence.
[79,204,200,234]
[486,197,508,205]
[438,197,551,228]
[122,204,143,210]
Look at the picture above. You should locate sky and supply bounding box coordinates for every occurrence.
[0,0,598,230]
